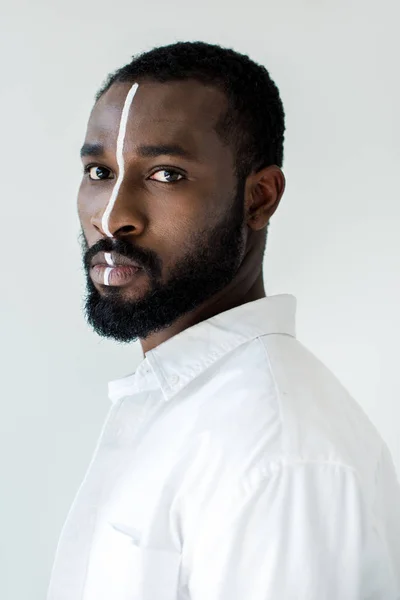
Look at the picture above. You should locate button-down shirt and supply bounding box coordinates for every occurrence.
[47,294,400,599]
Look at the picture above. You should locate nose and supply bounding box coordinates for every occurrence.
[91,185,145,238]
[91,207,143,238]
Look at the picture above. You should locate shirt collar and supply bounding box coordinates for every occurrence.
[108,294,297,404]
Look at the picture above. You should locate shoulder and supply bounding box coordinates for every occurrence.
[201,333,384,491]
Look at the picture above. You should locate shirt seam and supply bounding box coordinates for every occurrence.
[240,458,360,497]
[257,335,287,456]
[260,458,359,471]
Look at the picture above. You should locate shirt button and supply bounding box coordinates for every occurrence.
[169,374,180,386]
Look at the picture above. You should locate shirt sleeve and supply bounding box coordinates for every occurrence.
[181,460,400,600]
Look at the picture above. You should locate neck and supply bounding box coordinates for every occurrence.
[141,271,265,356]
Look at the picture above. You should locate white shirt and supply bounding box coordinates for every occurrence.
[47,294,400,600]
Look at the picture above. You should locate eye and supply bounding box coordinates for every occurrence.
[84,165,113,180]
[149,169,184,183]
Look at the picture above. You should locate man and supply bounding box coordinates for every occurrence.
[47,41,400,599]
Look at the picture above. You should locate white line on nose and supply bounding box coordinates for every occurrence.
[101,82,139,239]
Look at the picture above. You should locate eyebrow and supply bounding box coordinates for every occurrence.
[80,142,196,161]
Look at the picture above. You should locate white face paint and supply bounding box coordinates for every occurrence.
[101,82,139,285]
[103,252,114,286]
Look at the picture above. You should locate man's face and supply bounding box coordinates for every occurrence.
[78,79,248,343]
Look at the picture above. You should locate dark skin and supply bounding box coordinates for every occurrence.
[78,79,285,355]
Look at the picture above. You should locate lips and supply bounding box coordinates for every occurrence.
[91,264,143,286]
[90,252,142,269]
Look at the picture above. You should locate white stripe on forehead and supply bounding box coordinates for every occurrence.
[101,82,139,239]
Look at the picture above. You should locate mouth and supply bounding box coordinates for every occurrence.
[90,264,143,287]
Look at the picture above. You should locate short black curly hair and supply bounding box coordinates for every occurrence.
[95,41,285,182]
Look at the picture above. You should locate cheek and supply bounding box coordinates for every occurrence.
[76,181,88,220]
[77,182,106,226]
[152,211,201,250]
[147,215,200,271]
[152,187,219,234]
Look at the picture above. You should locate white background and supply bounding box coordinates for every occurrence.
[1,0,399,597]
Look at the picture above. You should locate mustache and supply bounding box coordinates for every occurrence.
[78,231,159,276]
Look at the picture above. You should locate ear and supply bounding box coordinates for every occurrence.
[244,165,286,231]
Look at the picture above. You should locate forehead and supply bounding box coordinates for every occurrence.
[85,79,232,161]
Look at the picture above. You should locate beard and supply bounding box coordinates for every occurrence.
[79,182,247,344]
